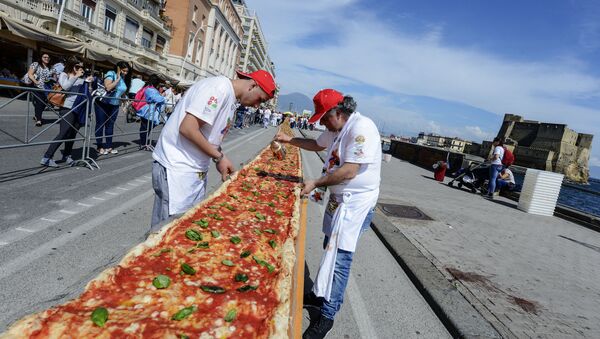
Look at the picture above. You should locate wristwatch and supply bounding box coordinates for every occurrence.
[212,152,224,163]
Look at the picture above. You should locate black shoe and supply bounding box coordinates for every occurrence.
[303,292,322,309]
[303,315,334,339]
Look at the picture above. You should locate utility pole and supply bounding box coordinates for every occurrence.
[55,0,67,34]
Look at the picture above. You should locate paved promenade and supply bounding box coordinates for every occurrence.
[375,152,600,337]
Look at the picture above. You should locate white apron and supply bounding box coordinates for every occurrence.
[166,169,207,215]
[312,113,379,300]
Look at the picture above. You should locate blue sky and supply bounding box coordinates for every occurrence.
[247,0,600,171]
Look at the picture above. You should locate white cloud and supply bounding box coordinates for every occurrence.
[248,0,600,155]
[590,156,600,167]
[465,126,492,140]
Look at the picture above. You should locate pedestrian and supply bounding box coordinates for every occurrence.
[40,57,93,167]
[25,53,53,126]
[496,166,516,192]
[274,89,381,339]
[94,61,131,155]
[263,107,271,128]
[135,74,165,151]
[485,137,505,199]
[234,104,246,129]
[149,69,276,231]
[128,75,145,99]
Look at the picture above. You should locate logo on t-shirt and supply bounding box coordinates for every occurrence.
[219,117,232,142]
[207,96,218,109]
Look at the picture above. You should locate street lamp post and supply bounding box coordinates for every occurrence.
[178,23,207,81]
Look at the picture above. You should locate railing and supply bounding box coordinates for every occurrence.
[0,83,175,176]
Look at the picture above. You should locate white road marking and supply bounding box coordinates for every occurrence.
[126,182,138,187]
[135,179,146,183]
[15,227,34,233]
[105,191,118,195]
[77,202,92,207]
[143,175,151,179]
[92,196,105,201]
[59,209,76,215]
[0,190,155,280]
[0,241,9,246]
[41,217,58,222]
[116,187,129,191]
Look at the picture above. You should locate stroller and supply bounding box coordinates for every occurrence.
[447,162,489,193]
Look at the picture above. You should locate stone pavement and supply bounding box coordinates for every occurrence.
[376,155,600,338]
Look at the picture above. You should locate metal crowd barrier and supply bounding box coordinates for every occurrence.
[0,84,158,172]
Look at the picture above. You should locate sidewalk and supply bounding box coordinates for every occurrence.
[376,155,600,337]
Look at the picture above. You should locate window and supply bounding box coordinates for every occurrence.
[195,40,203,64]
[192,5,198,24]
[156,35,166,54]
[81,0,96,23]
[187,33,194,58]
[104,5,116,32]
[124,17,139,42]
[142,28,153,48]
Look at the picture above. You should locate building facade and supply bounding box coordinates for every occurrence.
[232,0,274,75]
[492,113,593,183]
[0,0,173,76]
[165,0,243,84]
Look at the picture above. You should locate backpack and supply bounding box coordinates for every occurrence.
[131,86,149,111]
[502,146,515,167]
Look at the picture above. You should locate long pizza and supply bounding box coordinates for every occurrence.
[2,128,302,338]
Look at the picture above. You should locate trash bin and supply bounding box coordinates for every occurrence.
[433,161,447,182]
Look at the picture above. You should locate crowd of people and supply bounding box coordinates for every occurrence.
[3,53,187,167]
[232,105,315,131]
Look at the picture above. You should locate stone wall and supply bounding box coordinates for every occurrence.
[389,141,466,172]
[513,147,554,171]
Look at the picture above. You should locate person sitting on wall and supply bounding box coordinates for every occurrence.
[496,167,521,192]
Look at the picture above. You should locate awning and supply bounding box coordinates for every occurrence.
[0,14,85,54]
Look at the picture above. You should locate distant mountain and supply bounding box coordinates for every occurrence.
[277,92,312,113]
[590,166,600,180]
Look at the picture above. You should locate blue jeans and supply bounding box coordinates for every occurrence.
[487,164,503,195]
[95,101,119,149]
[320,208,375,320]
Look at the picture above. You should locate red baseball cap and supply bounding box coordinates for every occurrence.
[236,70,277,99]
[309,89,344,123]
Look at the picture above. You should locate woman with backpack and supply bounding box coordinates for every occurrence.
[135,74,165,151]
[40,57,94,167]
[25,53,54,126]
[95,61,131,155]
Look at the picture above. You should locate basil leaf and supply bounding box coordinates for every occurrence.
[185,229,202,241]
[224,309,237,322]
[268,240,277,249]
[229,194,238,200]
[193,219,209,228]
[230,236,241,244]
[248,207,256,212]
[253,256,275,272]
[152,275,171,289]
[211,230,221,238]
[222,259,235,267]
[237,285,258,292]
[267,202,275,207]
[180,335,190,339]
[152,248,172,257]
[91,307,108,327]
[275,210,284,216]
[240,250,251,258]
[246,196,254,201]
[255,212,266,221]
[235,273,248,282]
[200,285,226,294]
[196,241,209,249]
[171,306,196,321]
[252,229,262,235]
[252,191,260,197]
[264,228,277,234]
[181,263,196,275]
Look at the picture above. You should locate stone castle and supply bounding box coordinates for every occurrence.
[485,114,593,183]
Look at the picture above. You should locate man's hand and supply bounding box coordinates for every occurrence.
[274,132,292,144]
[301,179,317,196]
[216,155,235,181]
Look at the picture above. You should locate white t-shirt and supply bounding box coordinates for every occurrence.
[129,78,145,94]
[491,146,505,165]
[502,168,515,184]
[153,76,236,172]
[316,113,382,195]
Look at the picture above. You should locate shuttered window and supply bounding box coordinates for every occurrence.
[104,5,116,32]
[141,28,153,49]
[124,17,139,42]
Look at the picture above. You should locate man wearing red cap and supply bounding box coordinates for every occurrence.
[275,89,381,338]
[150,70,276,231]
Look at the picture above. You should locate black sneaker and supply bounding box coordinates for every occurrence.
[303,315,334,339]
[303,292,323,309]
